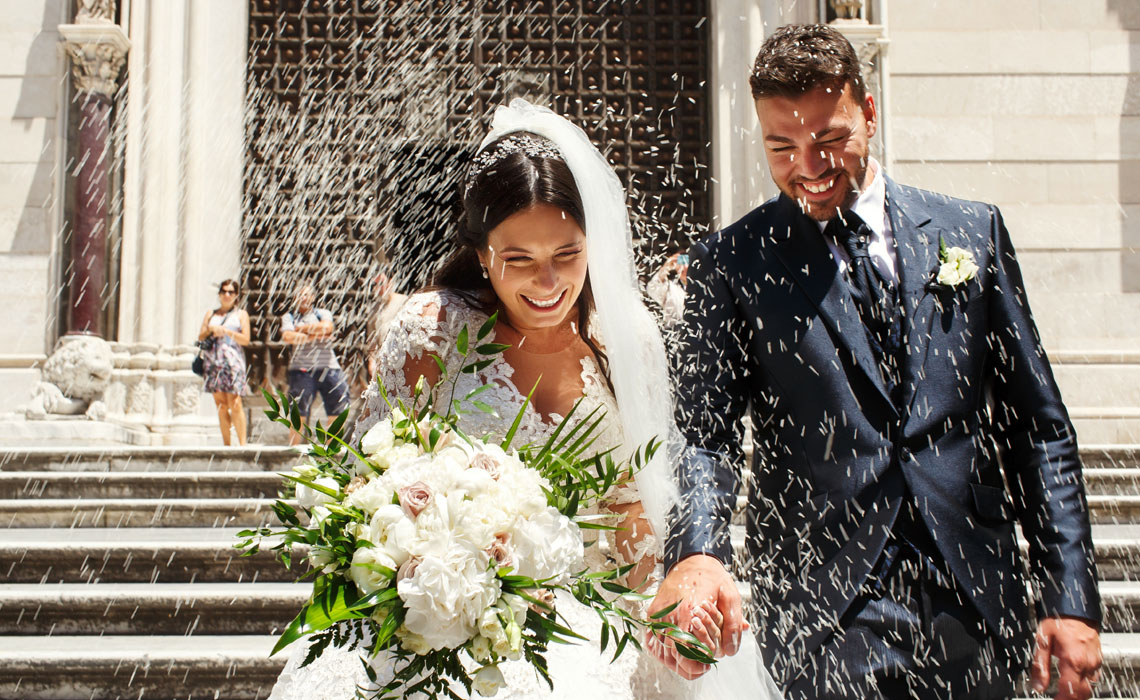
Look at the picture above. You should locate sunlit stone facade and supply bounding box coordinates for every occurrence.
[0,0,1136,443]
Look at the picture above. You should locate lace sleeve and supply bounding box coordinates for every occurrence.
[354,291,470,441]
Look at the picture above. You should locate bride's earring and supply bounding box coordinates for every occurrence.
[481,266,489,279]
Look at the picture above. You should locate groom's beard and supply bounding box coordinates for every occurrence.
[785,166,867,222]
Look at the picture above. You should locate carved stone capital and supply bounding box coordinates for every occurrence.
[59,23,130,97]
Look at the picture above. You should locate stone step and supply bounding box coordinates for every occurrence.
[740,443,1139,470]
[730,523,1140,582]
[0,635,283,700]
[0,582,307,635]
[1086,468,1140,496]
[6,577,1140,638]
[15,492,1140,530]
[1,634,1139,700]
[1073,409,1140,445]
[0,471,284,500]
[1052,352,1140,409]
[0,528,299,584]
[0,446,301,473]
[0,498,284,528]
[1092,495,1140,524]
[731,490,1140,526]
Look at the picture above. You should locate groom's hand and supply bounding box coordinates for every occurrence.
[647,553,745,680]
[1030,616,1102,700]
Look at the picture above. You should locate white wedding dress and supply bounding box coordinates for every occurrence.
[268,290,687,700]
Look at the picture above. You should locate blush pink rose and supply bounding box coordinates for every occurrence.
[486,533,512,568]
[471,452,502,480]
[398,481,433,518]
[397,555,422,583]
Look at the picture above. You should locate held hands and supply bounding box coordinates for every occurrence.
[645,553,745,680]
[1030,616,1102,700]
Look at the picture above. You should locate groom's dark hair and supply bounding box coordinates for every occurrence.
[749,24,866,101]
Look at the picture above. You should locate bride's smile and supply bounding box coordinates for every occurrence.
[478,202,588,336]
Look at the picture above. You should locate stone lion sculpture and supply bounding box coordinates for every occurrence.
[26,336,113,419]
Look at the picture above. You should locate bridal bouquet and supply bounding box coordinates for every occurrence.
[236,314,711,699]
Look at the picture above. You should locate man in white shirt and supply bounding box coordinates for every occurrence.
[651,23,1101,700]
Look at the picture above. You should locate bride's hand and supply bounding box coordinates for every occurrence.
[646,553,745,679]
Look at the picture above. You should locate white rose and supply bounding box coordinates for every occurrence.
[289,460,320,480]
[295,476,340,509]
[345,521,369,541]
[307,545,337,574]
[510,510,583,584]
[345,479,394,516]
[469,634,493,663]
[478,605,509,648]
[310,505,332,527]
[500,593,529,627]
[936,246,979,286]
[397,550,501,650]
[395,625,433,656]
[360,419,396,457]
[473,664,505,697]
[350,546,398,596]
[371,442,423,470]
[367,505,414,563]
[490,597,524,658]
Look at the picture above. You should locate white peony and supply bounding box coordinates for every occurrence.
[451,496,514,551]
[510,510,583,584]
[495,465,550,517]
[473,664,505,697]
[397,549,501,650]
[936,246,979,287]
[350,546,398,595]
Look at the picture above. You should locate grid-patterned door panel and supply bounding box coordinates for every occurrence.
[244,0,709,392]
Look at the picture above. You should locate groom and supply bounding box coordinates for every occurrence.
[650,24,1102,699]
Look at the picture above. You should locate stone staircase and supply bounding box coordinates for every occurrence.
[0,447,303,700]
[2,445,1140,698]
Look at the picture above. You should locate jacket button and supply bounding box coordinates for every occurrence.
[900,447,913,463]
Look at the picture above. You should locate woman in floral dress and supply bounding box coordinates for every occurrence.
[197,278,251,445]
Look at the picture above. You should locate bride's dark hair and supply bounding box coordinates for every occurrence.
[433,132,610,386]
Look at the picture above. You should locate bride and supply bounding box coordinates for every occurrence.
[268,99,685,699]
[267,99,779,700]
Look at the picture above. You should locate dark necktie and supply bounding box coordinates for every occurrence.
[825,212,902,397]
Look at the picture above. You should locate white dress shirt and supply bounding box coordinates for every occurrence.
[816,158,898,285]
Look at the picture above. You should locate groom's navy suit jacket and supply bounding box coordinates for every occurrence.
[666,178,1101,683]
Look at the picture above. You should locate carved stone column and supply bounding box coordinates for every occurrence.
[58,10,129,337]
[829,4,892,169]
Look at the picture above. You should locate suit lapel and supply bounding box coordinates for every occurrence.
[769,195,896,413]
[885,178,938,416]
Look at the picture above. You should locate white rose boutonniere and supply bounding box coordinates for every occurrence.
[930,236,979,290]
